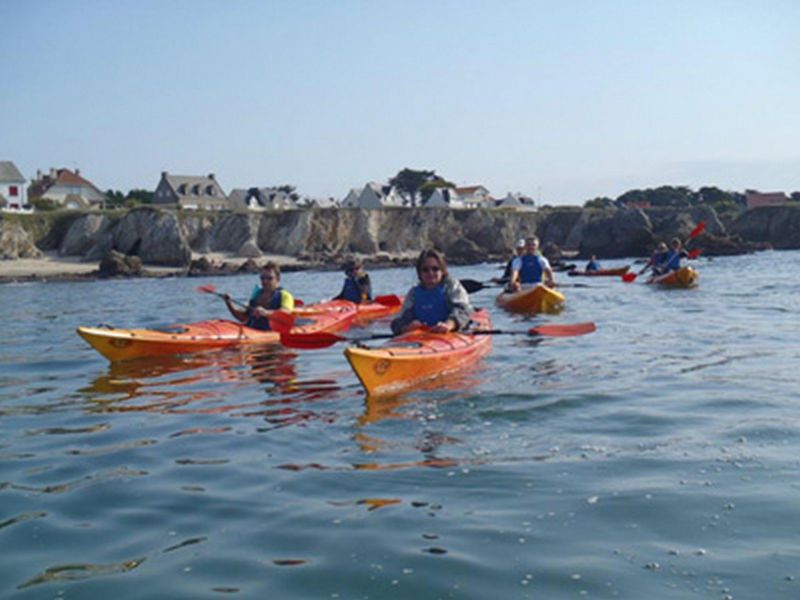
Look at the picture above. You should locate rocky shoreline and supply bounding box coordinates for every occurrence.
[1,203,794,283]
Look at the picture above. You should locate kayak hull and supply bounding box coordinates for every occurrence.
[649,266,699,288]
[293,296,402,323]
[496,284,565,314]
[78,308,356,362]
[344,310,492,396]
[568,266,630,277]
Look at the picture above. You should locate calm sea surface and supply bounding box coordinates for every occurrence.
[2,251,800,599]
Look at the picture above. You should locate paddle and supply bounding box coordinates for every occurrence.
[196,283,305,307]
[622,221,706,283]
[280,322,596,350]
[459,279,590,293]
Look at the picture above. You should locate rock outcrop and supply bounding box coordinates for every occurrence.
[0,220,43,259]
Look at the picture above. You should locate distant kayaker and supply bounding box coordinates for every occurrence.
[225,262,295,330]
[663,238,689,273]
[585,255,601,272]
[334,258,372,304]
[494,238,526,284]
[639,242,670,276]
[391,249,473,334]
[508,236,556,291]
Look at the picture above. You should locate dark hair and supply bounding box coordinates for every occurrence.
[415,248,449,281]
[343,257,363,273]
[261,261,281,279]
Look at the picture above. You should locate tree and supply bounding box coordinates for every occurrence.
[105,189,126,207]
[127,189,154,204]
[419,179,456,203]
[583,196,615,209]
[389,168,447,206]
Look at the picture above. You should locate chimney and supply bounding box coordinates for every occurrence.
[208,173,215,180]
[36,169,42,181]
[75,168,80,176]
[49,168,57,179]
[161,171,168,179]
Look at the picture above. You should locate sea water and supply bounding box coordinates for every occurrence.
[1,251,799,599]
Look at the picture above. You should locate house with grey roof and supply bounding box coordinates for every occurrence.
[153,172,228,210]
[495,192,536,211]
[424,187,465,208]
[340,187,363,208]
[350,182,406,208]
[228,187,298,211]
[0,161,29,211]
[28,167,106,209]
[454,185,493,208]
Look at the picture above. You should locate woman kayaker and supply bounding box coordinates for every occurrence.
[585,254,601,272]
[638,242,670,276]
[508,235,555,291]
[334,258,373,304]
[225,262,295,330]
[391,249,473,334]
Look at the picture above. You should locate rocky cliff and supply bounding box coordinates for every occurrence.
[1,203,790,269]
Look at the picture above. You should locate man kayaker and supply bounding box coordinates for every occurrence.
[391,249,473,335]
[508,235,555,291]
[225,262,295,330]
[494,238,526,284]
[333,258,373,304]
[638,242,670,276]
[654,237,691,276]
[585,255,601,272]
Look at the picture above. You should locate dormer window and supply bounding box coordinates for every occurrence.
[178,184,187,195]
[192,184,200,195]
[206,185,215,196]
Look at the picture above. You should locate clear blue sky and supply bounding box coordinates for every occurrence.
[2,0,798,204]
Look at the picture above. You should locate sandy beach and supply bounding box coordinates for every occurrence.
[0,251,308,283]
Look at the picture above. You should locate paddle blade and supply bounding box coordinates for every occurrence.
[687,248,703,259]
[460,279,486,294]
[269,310,296,334]
[529,322,596,337]
[688,221,706,239]
[196,284,217,294]
[622,273,637,283]
[280,331,343,350]
[294,298,305,307]
[374,294,402,307]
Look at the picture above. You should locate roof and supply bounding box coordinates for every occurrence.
[454,185,488,195]
[0,161,26,183]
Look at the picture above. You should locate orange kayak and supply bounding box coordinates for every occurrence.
[78,307,357,362]
[496,284,565,314]
[648,266,699,288]
[344,310,492,396]
[294,295,403,324]
[568,266,630,277]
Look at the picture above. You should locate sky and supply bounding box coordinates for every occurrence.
[1,0,798,205]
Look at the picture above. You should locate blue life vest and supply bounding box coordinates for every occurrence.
[412,284,449,326]
[246,286,285,330]
[653,251,671,273]
[664,250,682,272]
[586,260,600,271]
[519,254,545,284]
[339,276,366,303]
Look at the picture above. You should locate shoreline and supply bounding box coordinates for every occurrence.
[0,251,422,284]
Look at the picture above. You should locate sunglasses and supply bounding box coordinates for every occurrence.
[260,275,276,281]
[420,265,441,273]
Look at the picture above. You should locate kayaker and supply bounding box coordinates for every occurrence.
[333,258,373,304]
[585,255,601,272]
[508,235,555,291]
[638,242,670,276]
[494,238,526,284]
[391,249,473,334]
[663,238,689,273]
[224,262,295,330]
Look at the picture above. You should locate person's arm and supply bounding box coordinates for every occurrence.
[541,257,555,287]
[225,295,248,323]
[508,257,522,291]
[390,288,420,334]
[439,278,473,332]
[638,256,653,275]
[360,275,373,302]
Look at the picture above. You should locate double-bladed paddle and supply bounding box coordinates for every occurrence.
[622,221,706,283]
[280,322,597,350]
[196,284,305,307]
[459,279,590,293]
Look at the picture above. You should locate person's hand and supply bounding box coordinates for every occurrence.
[429,320,454,333]
[509,281,521,292]
[252,306,269,317]
[403,320,425,333]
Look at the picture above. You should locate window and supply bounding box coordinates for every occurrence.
[192,184,200,195]
[9,186,18,197]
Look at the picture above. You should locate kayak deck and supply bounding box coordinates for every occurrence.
[495,284,565,314]
[78,306,356,362]
[344,310,492,396]
[293,296,402,323]
[568,266,630,277]
[648,266,699,288]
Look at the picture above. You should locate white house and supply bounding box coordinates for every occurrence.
[454,185,492,208]
[354,182,406,208]
[0,161,29,211]
[228,187,298,211]
[424,187,465,208]
[495,192,536,211]
[153,171,228,210]
[340,187,363,208]
[28,167,106,209]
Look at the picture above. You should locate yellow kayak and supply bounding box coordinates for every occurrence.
[495,284,565,314]
[648,266,699,288]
